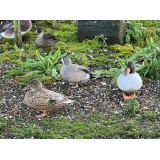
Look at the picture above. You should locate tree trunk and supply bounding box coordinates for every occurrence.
[78,20,127,45]
[13,20,22,47]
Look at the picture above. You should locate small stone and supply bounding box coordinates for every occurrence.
[143,107,149,110]
[114,111,119,114]
[118,110,122,113]
[101,82,106,86]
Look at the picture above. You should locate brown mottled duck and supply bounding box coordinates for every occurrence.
[24,79,73,118]
[35,28,59,54]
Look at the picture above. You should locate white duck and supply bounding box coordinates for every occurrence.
[117,62,142,99]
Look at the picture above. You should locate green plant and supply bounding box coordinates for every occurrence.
[9,49,64,84]
[125,20,146,43]
[123,99,140,118]
[0,119,7,136]
[96,38,160,83]
[130,38,160,80]
[0,99,5,105]
[95,68,123,84]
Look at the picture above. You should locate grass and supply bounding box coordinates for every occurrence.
[1,101,160,139]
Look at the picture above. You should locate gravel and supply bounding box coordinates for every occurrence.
[0,64,160,123]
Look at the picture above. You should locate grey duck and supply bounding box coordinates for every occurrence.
[60,56,97,88]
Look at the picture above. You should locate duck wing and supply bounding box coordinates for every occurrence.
[0,22,13,33]
[72,64,98,78]
[43,34,59,42]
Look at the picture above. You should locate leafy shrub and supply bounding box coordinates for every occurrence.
[96,38,160,83]
[125,20,146,43]
[8,49,64,85]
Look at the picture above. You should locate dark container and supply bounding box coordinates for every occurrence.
[78,20,127,45]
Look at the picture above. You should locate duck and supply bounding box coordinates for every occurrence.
[0,20,32,39]
[35,28,59,54]
[60,56,97,88]
[117,61,143,100]
[24,79,73,118]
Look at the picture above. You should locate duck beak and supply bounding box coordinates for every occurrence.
[125,68,130,76]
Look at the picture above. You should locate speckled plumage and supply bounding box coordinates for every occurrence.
[60,57,96,84]
[24,79,73,112]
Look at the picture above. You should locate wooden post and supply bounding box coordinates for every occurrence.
[13,20,22,47]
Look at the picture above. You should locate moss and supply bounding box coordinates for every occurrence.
[15,71,42,85]
[41,76,55,85]
[6,69,23,77]
[138,20,160,28]
[127,20,160,47]
[144,28,160,43]
[92,56,112,66]
[76,53,90,66]
[108,44,141,57]
[1,110,160,138]
[54,30,78,42]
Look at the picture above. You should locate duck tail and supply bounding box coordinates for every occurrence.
[0,22,13,33]
[90,72,100,79]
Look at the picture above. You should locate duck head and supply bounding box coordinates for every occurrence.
[61,56,72,66]
[28,79,43,91]
[36,28,44,38]
[124,62,136,76]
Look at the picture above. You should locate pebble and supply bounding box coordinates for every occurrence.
[114,111,119,114]
[101,82,106,86]
[143,107,149,110]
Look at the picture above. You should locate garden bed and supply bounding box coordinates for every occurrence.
[0,20,160,139]
[0,64,160,138]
